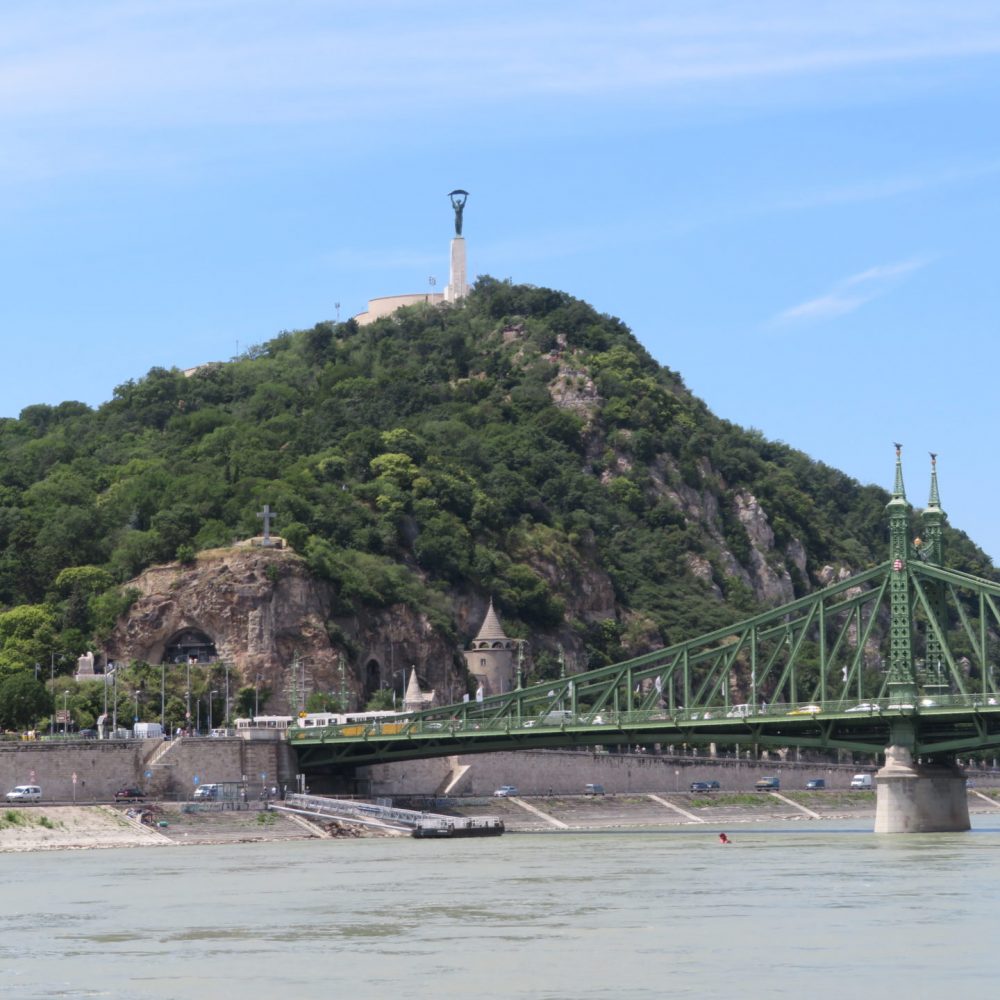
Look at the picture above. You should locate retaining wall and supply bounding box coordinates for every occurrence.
[356,749,1000,797]
[0,737,299,802]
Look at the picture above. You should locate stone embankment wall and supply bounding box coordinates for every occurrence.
[357,750,1000,798]
[0,737,299,802]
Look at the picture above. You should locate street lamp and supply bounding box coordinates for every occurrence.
[185,656,192,733]
[62,691,70,735]
[254,676,260,717]
[49,652,63,736]
[209,689,218,732]
[224,662,230,730]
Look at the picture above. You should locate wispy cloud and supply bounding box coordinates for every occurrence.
[772,258,930,326]
[2,3,1000,125]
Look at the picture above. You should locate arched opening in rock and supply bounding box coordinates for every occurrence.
[162,628,218,665]
[363,658,381,701]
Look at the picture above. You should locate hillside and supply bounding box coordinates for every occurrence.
[0,278,994,697]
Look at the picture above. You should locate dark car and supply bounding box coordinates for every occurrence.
[690,780,720,792]
[755,776,780,791]
[114,787,145,802]
[805,778,826,790]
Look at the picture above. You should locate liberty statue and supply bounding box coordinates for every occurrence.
[448,189,469,236]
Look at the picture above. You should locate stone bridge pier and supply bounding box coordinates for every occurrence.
[874,745,970,833]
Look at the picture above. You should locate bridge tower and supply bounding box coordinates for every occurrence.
[464,600,516,696]
[875,447,970,833]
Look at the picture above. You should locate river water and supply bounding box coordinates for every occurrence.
[2,816,999,999]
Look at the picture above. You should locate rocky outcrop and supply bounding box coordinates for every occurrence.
[104,547,465,713]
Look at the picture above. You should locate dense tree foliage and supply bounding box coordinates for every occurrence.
[0,277,993,700]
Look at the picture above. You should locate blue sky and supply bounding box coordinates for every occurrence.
[3,1,1000,560]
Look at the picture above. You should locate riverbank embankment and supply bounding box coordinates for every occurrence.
[5,789,1000,851]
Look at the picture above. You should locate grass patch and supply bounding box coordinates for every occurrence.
[257,811,277,826]
[0,809,27,828]
[0,810,64,831]
[689,793,773,808]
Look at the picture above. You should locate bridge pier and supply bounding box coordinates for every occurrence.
[874,745,970,833]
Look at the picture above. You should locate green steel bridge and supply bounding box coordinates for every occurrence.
[291,449,1000,772]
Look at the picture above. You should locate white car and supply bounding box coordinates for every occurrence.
[493,785,518,797]
[5,785,41,803]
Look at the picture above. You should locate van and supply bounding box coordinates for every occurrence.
[542,710,574,725]
[755,776,780,791]
[850,774,874,790]
[193,783,219,801]
[584,783,605,796]
[5,785,41,803]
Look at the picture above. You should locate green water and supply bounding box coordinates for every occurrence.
[2,817,998,998]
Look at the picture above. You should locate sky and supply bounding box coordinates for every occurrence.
[2,1,1000,560]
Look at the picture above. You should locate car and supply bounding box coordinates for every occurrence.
[689,780,720,792]
[584,783,605,795]
[193,783,219,800]
[845,702,880,713]
[5,785,42,803]
[493,785,519,797]
[114,787,145,802]
[755,777,780,791]
[805,778,826,790]
[787,704,822,715]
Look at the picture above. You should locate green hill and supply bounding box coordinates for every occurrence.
[0,277,993,688]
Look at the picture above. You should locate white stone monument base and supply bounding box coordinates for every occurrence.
[874,745,970,833]
[445,236,467,302]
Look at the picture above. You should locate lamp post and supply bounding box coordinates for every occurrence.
[49,652,61,737]
[112,668,118,736]
[224,663,230,731]
[62,691,70,735]
[185,657,192,733]
[209,689,218,732]
[254,676,260,718]
[160,660,166,734]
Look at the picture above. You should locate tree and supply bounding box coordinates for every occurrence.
[0,672,51,730]
[365,689,395,711]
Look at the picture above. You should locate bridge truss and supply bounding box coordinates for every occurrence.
[292,450,1000,768]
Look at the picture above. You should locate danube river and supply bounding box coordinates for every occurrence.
[3,817,999,999]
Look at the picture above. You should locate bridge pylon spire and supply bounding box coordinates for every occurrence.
[921,452,946,566]
[921,453,948,694]
[886,443,917,711]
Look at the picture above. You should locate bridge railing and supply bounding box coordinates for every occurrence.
[288,692,1000,743]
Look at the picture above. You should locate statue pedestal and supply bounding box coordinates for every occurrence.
[874,745,970,833]
[445,237,467,302]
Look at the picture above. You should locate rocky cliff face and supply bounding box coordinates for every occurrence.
[103,540,623,712]
[104,545,470,713]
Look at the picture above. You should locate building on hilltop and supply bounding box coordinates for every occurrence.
[463,599,516,697]
[354,189,469,326]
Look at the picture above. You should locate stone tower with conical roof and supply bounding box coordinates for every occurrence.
[464,599,516,696]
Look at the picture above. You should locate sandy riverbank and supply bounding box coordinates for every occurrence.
[4,790,1000,851]
[0,803,329,853]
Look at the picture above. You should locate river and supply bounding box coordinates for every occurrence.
[2,816,999,999]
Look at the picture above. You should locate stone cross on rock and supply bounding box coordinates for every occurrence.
[257,504,277,546]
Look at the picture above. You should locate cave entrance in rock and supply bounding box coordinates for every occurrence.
[363,658,381,701]
[162,628,218,665]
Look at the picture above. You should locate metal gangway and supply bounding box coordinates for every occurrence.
[274,793,503,837]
